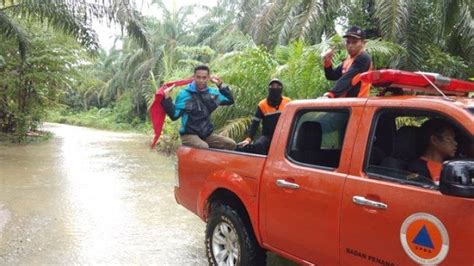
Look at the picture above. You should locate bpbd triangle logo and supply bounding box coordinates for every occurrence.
[412,225,435,249]
[400,213,449,265]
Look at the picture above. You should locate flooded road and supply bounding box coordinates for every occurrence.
[0,123,206,264]
[0,123,292,265]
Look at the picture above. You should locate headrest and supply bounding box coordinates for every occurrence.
[392,126,419,159]
[297,121,322,151]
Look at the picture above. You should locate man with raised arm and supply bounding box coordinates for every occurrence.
[322,26,372,98]
[161,65,236,150]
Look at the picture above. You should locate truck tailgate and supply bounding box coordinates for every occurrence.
[175,146,267,219]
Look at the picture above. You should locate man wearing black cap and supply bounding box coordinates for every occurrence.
[236,79,291,155]
[322,26,372,98]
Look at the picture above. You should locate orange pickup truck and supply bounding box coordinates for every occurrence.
[174,70,474,266]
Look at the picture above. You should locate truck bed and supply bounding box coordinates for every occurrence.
[175,145,267,220]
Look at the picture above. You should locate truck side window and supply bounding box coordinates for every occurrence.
[365,110,471,189]
[287,110,349,168]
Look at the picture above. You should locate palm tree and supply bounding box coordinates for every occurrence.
[0,0,150,61]
[84,1,210,121]
[371,0,473,76]
[193,0,257,53]
[237,0,343,49]
[234,0,472,77]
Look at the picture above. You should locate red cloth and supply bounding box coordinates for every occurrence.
[150,78,194,149]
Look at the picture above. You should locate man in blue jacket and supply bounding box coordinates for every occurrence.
[161,65,236,150]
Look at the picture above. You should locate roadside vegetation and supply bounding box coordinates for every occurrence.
[1,0,472,152]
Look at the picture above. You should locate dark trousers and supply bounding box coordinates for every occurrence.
[236,135,271,155]
[181,134,236,150]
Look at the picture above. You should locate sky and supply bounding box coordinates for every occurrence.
[93,0,217,50]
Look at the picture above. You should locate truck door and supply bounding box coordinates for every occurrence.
[340,106,474,265]
[260,106,363,265]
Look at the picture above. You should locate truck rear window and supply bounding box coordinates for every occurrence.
[287,109,349,169]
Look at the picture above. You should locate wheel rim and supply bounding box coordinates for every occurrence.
[212,221,240,266]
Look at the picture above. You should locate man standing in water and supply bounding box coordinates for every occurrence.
[322,26,372,98]
[161,65,236,150]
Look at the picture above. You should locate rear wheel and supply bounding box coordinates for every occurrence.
[205,203,266,266]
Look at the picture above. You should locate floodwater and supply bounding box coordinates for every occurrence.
[0,123,292,265]
[0,123,206,265]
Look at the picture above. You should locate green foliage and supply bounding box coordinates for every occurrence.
[113,91,142,124]
[47,106,151,132]
[0,20,86,140]
[422,46,469,79]
[155,117,181,155]
[367,0,472,76]
[6,0,468,152]
[176,45,216,64]
[274,41,329,99]
[395,116,427,129]
[0,0,151,60]
[211,46,278,139]
[343,0,377,34]
[0,130,52,144]
[364,39,403,69]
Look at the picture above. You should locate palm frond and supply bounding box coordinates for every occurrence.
[364,38,404,68]
[450,3,474,68]
[437,0,460,35]
[133,56,159,84]
[114,1,150,52]
[399,2,429,70]
[237,0,262,33]
[252,0,286,46]
[374,0,409,41]
[296,0,323,41]
[365,39,402,56]
[217,30,256,52]
[11,2,100,52]
[150,0,170,18]
[216,116,252,139]
[2,0,150,58]
[0,10,28,60]
[278,7,298,45]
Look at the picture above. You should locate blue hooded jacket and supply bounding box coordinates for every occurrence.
[161,81,234,139]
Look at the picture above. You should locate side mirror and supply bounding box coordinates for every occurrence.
[440,160,474,198]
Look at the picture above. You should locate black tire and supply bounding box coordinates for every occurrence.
[206,203,266,266]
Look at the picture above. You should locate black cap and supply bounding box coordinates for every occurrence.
[268,79,283,87]
[343,26,366,39]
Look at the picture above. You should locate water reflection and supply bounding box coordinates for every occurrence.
[0,123,206,264]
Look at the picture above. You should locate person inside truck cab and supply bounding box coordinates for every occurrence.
[236,79,291,155]
[161,65,236,150]
[408,119,458,185]
[321,26,372,98]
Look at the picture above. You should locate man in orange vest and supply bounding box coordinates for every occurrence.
[237,79,291,154]
[322,26,372,98]
[408,119,458,186]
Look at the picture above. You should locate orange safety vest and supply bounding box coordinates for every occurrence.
[342,53,373,97]
[258,97,291,115]
[257,97,291,137]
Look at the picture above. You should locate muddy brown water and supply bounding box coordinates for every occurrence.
[0,123,293,265]
[0,123,206,264]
